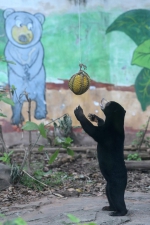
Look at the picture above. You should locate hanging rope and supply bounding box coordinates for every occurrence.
[78,0,82,63]
[68,0,91,95]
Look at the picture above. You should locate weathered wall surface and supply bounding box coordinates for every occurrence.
[1,87,150,130]
[0,0,150,132]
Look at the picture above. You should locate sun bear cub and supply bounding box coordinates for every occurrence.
[74,99,127,216]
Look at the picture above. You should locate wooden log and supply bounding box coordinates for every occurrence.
[124,146,147,151]
[125,160,150,170]
[8,145,149,152]
[5,146,150,160]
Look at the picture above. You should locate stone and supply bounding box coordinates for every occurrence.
[0,163,11,191]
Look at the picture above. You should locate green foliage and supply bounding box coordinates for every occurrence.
[22,122,47,138]
[20,170,69,190]
[67,214,80,223]
[1,97,14,106]
[38,123,47,138]
[127,153,141,161]
[0,113,7,117]
[132,120,150,148]
[65,214,97,225]
[66,148,74,157]
[106,9,150,45]
[0,214,5,219]
[38,145,44,152]
[106,9,150,111]
[54,114,72,136]
[143,136,150,148]
[22,121,39,131]
[10,85,17,96]
[55,136,74,156]
[0,151,13,164]
[48,150,59,164]
[48,133,74,164]
[0,217,26,225]
[135,68,150,111]
[132,128,144,147]
[22,115,74,165]
[132,40,150,69]
[0,86,14,117]
[0,92,14,106]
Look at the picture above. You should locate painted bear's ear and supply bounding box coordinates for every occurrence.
[34,13,45,25]
[4,8,15,19]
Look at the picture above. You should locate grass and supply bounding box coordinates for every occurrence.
[20,169,72,191]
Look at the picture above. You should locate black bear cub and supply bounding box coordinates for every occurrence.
[74,99,127,216]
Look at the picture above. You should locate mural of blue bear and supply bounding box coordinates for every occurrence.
[3,8,47,125]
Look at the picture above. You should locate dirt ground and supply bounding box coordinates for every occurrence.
[1,150,150,209]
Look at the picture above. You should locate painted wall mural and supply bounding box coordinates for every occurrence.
[106,9,150,111]
[0,0,150,130]
[3,9,47,125]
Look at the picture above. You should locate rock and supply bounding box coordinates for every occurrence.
[0,163,11,191]
[86,150,96,158]
[43,166,49,172]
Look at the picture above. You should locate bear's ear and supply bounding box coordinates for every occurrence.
[4,8,15,19]
[34,13,45,25]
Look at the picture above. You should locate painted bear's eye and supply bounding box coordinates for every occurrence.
[16,20,22,27]
[27,23,33,30]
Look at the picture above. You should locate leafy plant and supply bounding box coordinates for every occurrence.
[20,170,70,190]
[106,9,150,110]
[0,90,14,117]
[22,115,74,165]
[63,214,96,225]
[54,114,72,137]
[132,129,145,147]
[127,153,141,161]
[48,137,74,165]
[0,216,26,225]
[132,117,150,149]
[0,151,13,164]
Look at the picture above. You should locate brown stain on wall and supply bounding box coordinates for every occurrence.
[1,81,148,133]
[46,80,135,92]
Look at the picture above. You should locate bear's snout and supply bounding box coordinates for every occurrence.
[19,34,28,42]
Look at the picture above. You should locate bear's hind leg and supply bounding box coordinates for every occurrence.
[108,185,127,216]
[102,183,116,211]
[34,94,47,120]
[11,102,24,125]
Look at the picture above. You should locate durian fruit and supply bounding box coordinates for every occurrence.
[69,65,90,95]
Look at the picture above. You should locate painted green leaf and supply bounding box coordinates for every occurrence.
[48,150,59,164]
[0,113,7,117]
[67,214,80,223]
[1,97,14,106]
[38,145,44,152]
[22,121,39,131]
[38,123,47,138]
[135,68,150,111]
[131,39,150,69]
[66,148,74,157]
[106,9,150,45]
